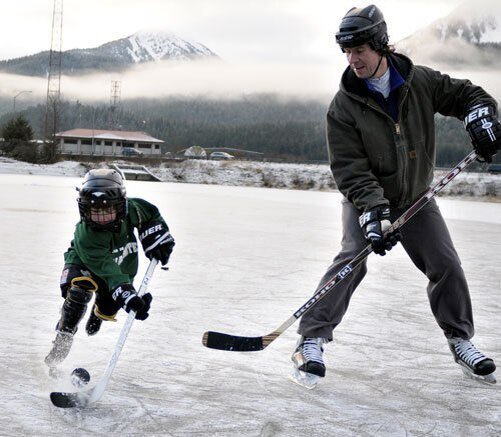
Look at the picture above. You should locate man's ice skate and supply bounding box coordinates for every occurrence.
[44,331,74,377]
[448,338,496,385]
[289,337,326,389]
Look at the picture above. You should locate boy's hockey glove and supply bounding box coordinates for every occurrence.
[139,220,175,265]
[112,283,152,320]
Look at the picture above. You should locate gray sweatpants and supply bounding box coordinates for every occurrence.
[298,198,474,341]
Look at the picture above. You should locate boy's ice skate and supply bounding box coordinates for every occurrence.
[45,331,74,377]
[85,306,103,336]
[289,337,326,389]
[448,338,496,385]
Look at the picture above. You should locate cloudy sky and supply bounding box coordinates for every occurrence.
[0,0,481,101]
[2,0,466,62]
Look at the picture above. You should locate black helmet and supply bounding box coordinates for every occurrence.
[335,5,389,52]
[77,169,127,232]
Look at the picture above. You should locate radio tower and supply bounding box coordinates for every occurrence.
[110,80,122,129]
[44,0,64,142]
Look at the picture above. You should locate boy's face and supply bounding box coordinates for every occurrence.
[90,206,117,225]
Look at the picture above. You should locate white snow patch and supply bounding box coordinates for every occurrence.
[0,157,499,200]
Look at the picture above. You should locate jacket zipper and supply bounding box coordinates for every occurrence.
[354,88,410,208]
[393,121,407,207]
[396,86,410,207]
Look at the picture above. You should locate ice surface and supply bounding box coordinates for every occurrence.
[0,173,499,436]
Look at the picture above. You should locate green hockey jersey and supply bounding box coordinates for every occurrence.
[64,197,167,290]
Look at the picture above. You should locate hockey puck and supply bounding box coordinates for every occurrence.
[70,368,90,388]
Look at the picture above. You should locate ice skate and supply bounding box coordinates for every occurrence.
[448,338,496,385]
[85,306,103,336]
[45,331,74,373]
[289,337,326,389]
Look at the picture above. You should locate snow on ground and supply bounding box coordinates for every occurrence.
[0,156,500,200]
[0,172,500,436]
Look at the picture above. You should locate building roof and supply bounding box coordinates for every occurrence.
[55,128,164,143]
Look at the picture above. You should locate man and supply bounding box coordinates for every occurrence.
[45,169,175,373]
[292,5,499,386]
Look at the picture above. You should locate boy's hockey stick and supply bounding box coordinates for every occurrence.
[50,259,159,408]
[202,150,478,352]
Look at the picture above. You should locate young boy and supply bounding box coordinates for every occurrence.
[45,169,175,370]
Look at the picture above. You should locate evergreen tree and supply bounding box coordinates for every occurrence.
[0,115,37,163]
[2,115,34,141]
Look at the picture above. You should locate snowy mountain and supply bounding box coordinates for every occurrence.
[396,0,501,69]
[0,30,219,77]
[104,30,217,63]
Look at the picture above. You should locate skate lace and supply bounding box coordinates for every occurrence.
[454,339,487,367]
[301,338,324,363]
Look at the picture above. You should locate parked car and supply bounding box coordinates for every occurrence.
[210,151,234,160]
[122,147,143,156]
[487,164,501,174]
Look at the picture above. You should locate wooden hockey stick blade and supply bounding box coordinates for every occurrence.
[203,331,265,351]
[202,324,288,352]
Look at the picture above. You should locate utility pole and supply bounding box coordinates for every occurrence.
[44,0,63,145]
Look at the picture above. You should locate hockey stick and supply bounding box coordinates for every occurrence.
[202,150,479,352]
[50,258,159,408]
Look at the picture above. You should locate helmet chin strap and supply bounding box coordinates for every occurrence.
[368,54,385,79]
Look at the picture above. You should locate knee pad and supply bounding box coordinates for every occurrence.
[66,276,98,305]
[59,281,95,334]
[71,276,98,293]
[94,305,117,322]
[66,285,94,306]
[60,266,99,298]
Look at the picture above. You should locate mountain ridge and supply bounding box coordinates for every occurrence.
[396,0,501,69]
[0,30,219,77]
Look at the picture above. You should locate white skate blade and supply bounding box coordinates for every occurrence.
[459,365,497,385]
[288,367,321,389]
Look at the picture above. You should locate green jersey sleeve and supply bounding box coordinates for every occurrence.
[127,197,167,229]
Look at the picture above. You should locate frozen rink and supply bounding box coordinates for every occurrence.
[0,173,500,436]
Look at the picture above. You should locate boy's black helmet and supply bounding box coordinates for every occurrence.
[335,5,389,52]
[77,169,127,232]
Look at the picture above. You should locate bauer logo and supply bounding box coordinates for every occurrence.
[465,106,490,124]
[140,224,163,239]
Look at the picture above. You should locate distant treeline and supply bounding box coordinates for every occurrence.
[1,94,497,166]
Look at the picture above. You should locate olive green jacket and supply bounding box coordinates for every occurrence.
[327,52,497,210]
[64,198,167,290]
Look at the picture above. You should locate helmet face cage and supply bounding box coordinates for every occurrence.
[77,170,127,232]
[335,5,389,53]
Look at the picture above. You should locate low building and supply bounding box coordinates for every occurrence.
[55,128,164,156]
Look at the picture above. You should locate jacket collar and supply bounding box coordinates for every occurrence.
[339,52,414,98]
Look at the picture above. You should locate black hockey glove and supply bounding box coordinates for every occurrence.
[139,220,175,266]
[464,104,501,163]
[359,206,401,256]
[111,283,152,320]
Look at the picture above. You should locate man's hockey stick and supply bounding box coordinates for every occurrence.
[202,150,478,352]
[50,258,159,408]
